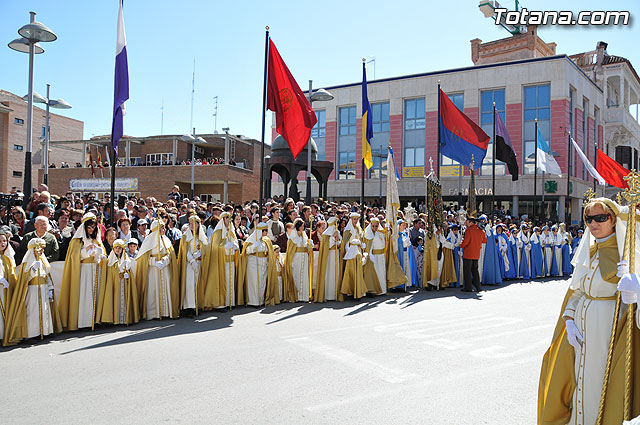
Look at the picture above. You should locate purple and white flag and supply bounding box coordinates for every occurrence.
[111,0,129,155]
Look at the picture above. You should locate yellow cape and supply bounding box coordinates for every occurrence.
[439,247,457,288]
[101,256,139,325]
[385,232,408,289]
[363,237,383,295]
[422,234,439,286]
[3,262,62,346]
[202,228,237,309]
[340,249,367,299]
[58,238,107,330]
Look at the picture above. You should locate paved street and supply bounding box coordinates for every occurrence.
[2,278,570,425]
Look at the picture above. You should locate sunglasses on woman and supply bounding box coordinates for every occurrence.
[585,213,610,224]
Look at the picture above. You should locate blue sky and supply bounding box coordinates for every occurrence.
[1,0,638,141]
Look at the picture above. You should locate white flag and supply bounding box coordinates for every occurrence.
[571,137,606,185]
[386,147,400,255]
[536,128,562,175]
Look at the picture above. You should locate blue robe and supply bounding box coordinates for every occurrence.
[561,240,572,276]
[496,233,509,280]
[482,229,502,285]
[448,233,463,287]
[570,236,582,262]
[505,235,518,279]
[397,231,420,288]
[518,235,532,279]
[530,234,545,278]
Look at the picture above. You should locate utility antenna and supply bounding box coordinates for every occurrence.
[160,100,164,135]
[213,96,218,134]
[189,57,195,134]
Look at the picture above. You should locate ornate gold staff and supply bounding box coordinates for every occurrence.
[595,171,638,424]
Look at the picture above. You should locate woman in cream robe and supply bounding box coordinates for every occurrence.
[314,217,342,302]
[3,238,62,345]
[283,219,313,302]
[550,225,563,277]
[135,220,179,320]
[0,229,16,344]
[541,226,554,277]
[340,212,363,264]
[178,215,209,315]
[59,212,107,330]
[539,198,640,425]
[340,238,368,299]
[204,212,239,309]
[103,239,139,325]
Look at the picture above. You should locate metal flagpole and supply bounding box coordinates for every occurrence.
[593,139,597,191]
[533,119,538,223]
[542,171,546,221]
[566,131,571,223]
[258,27,270,221]
[492,102,496,213]
[110,136,117,228]
[437,81,441,180]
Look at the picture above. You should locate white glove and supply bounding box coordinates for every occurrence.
[47,289,54,302]
[123,272,130,279]
[32,260,42,271]
[361,255,367,266]
[458,250,463,257]
[617,260,630,278]
[0,277,9,288]
[257,243,266,253]
[193,251,201,259]
[224,241,235,250]
[617,273,640,305]
[565,319,584,350]
[525,243,532,252]
[155,260,165,269]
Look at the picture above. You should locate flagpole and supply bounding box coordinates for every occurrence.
[437,81,441,180]
[360,59,366,228]
[492,102,496,213]
[593,139,597,191]
[534,119,538,223]
[566,131,571,223]
[258,27,270,222]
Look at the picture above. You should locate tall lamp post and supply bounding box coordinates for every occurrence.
[25,85,72,185]
[306,81,334,205]
[181,131,208,200]
[8,11,57,202]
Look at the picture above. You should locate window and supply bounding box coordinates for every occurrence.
[404,98,425,168]
[523,85,550,174]
[338,106,357,179]
[569,87,575,176]
[41,125,47,139]
[12,171,22,177]
[441,93,465,168]
[480,89,506,175]
[14,118,24,125]
[145,153,173,165]
[370,102,390,178]
[13,144,23,151]
[311,110,326,161]
[582,98,588,180]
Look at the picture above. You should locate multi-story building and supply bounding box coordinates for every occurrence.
[43,133,268,204]
[271,26,640,225]
[0,89,84,193]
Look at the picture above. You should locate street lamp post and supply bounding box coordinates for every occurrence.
[8,11,56,202]
[306,81,334,205]
[26,85,72,185]
[181,131,208,200]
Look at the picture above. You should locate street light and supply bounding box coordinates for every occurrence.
[8,11,56,202]
[307,82,334,204]
[181,131,208,200]
[24,84,72,185]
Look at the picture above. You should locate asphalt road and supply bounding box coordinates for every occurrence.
[1,277,571,425]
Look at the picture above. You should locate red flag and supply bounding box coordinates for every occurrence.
[267,39,317,159]
[596,148,630,188]
[97,151,103,169]
[89,153,96,177]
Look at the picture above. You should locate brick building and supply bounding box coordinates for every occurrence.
[0,89,84,193]
[271,26,640,225]
[43,133,268,204]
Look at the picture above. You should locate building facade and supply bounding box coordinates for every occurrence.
[43,133,268,204]
[0,89,84,194]
[271,28,640,225]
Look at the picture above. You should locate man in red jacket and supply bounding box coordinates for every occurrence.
[460,215,487,293]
